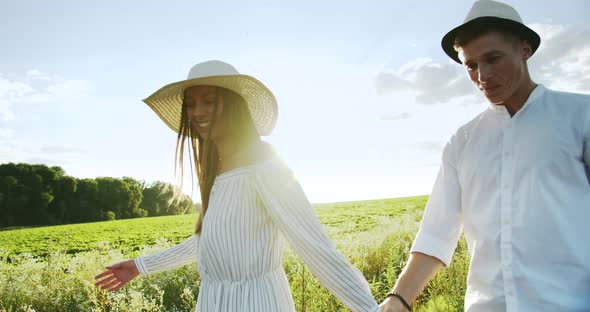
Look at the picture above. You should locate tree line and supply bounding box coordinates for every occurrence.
[0,163,199,228]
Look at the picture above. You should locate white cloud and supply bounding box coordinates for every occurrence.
[379,112,411,121]
[39,145,86,154]
[0,76,35,120]
[375,58,477,105]
[26,69,53,81]
[0,141,85,166]
[24,157,69,166]
[376,23,590,104]
[0,70,93,120]
[529,23,590,93]
[414,141,444,153]
[0,128,15,138]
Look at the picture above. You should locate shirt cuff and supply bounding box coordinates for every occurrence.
[133,257,149,275]
[410,230,456,267]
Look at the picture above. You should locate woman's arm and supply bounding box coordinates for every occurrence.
[255,158,379,312]
[134,234,200,275]
[95,234,200,291]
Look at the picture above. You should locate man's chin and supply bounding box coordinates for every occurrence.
[485,95,506,106]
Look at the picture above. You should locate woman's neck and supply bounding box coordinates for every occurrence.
[214,137,261,173]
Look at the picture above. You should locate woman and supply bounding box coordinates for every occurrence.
[94,60,380,312]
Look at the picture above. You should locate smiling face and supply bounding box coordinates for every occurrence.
[183,85,224,141]
[457,31,532,106]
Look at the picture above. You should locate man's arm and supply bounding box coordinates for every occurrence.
[380,135,463,312]
[379,252,444,312]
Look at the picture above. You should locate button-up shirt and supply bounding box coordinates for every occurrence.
[411,85,590,311]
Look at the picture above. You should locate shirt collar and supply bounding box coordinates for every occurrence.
[487,84,546,116]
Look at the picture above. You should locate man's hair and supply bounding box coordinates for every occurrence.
[453,20,526,51]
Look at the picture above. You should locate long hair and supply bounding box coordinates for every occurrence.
[174,86,260,234]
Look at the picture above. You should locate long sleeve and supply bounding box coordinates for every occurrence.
[134,234,199,276]
[254,159,379,312]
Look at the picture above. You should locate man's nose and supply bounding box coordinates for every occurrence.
[478,64,492,83]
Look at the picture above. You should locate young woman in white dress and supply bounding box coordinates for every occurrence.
[94,60,380,312]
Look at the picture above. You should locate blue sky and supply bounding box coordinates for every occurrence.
[1,0,589,203]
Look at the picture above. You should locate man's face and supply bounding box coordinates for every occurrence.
[457,31,531,105]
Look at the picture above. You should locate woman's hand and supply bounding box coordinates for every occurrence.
[94,259,140,291]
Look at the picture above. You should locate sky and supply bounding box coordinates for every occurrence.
[1,0,589,203]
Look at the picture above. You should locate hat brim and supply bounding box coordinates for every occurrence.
[442,16,541,64]
[143,75,278,136]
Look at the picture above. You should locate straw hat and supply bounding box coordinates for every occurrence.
[143,60,278,136]
[441,0,541,64]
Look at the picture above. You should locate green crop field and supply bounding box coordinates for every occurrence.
[0,195,469,311]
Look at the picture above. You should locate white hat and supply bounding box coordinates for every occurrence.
[441,0,541,64]
[143,60,278,136]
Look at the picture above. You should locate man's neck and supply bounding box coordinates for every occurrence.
[503,80,537,117]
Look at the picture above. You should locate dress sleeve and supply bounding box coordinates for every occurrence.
[254,158,379,312]
[410,136,463,267]
[134,234,199,276]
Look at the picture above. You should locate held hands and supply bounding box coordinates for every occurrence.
[94,259,140,291]
[379,296,407,312]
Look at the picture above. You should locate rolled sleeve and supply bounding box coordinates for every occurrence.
[410,139,463,267]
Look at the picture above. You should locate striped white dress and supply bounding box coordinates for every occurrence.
[134,156,379,312]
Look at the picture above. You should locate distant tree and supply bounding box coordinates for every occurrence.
[48,175,77,223]
[75,178,100,222]
[140,181,195,216]
[0,162,195,228]
[122,177,145,218]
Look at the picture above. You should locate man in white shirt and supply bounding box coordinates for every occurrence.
[379,1,590,311]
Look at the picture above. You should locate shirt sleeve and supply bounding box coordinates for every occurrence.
[254,159,379,312]
[410,136,463,267]
[134,234,199,276]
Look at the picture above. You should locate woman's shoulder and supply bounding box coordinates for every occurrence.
[255,141,277,162]
[252,142,292,176]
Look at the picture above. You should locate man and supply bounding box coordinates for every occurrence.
[379,0,590,311]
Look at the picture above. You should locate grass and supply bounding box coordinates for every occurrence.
[0,195,469,311]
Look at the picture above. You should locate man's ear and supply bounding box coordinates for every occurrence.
[521,40,533,60]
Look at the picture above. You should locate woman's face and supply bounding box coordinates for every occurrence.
[183,85,224,141]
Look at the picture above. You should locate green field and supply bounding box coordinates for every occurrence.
[0,195,469,311]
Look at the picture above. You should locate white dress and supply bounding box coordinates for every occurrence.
[134,156,380,312]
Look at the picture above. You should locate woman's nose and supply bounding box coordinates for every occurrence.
[192,103,210,119]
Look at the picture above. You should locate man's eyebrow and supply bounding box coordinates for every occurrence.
[463,50,505,64]
[481,50,505,58]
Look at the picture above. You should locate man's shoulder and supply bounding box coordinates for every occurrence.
[543,87,590,105]
[441,109,488,160]
[449,110,488,144]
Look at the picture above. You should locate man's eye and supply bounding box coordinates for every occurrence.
[488,56,500,63]
[466,63,477,71]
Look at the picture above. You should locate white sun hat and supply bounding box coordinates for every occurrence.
[441,0,541,64]
[143,60,278,136]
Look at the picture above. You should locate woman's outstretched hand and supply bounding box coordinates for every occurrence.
[94,259,140,291]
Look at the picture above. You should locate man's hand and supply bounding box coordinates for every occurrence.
[380,296,408,312]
